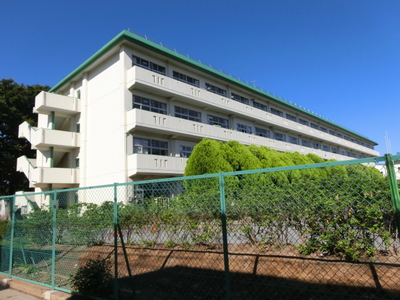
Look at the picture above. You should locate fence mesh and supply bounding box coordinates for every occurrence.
[0,155,399,299]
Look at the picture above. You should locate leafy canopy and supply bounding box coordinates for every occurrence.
[0,79,50,195]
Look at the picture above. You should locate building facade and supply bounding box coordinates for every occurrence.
[17,30,379,193]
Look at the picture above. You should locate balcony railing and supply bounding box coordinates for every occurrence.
[126,109,372,162]
[19,121,80,149]
[128,154,187,177]
[34,91,81,115]
[17,156,80,187]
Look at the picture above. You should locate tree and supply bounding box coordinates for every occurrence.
[0,79,50,196]
[184,139,233,176]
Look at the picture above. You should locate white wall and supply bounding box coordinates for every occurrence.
[82,50,131,186]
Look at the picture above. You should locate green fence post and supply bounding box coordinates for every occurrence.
[8,196,16,276]
[51,191,57,289]
[114,183,119,300]
[385,154,400,237]
[219,173,231,300]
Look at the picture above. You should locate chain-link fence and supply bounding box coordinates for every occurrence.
[0,154,399,299]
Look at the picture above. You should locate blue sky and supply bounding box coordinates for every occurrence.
[1,0,399,155]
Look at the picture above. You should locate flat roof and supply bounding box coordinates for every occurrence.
[49,30,377,145]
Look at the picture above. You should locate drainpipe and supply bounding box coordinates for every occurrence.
[50,111,55,130]
[49,147,54,168]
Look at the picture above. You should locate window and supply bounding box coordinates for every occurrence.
[133,138,168,156]
[344,136,350,141]
[76,123,80,133]
[180,145,192,158]
[332,147,338,154]
[253,101,267,111]
[206,83,226,96]
[231,93,249,104]
[271,108,283,117]
[310,123,319,129]
[288,136,299,144]
[133,95,167,114]
[173,71,199,86]
[322,145,331,152]
[286,113,297,122]
[133,56,166,74]
[329,130,336,136]
[274,132,286,141]
[320,127,328,133]
[312,142,321,149]
[76,90,81,99]
[299,118,309,126]
[174,106,202,122]
[75,158,80,168]
[255,127,270,138]
[301,139,311,147]
[237,123,252,134]
[341,149,348,156]
[208,115,229,128]
[337,133,343,138]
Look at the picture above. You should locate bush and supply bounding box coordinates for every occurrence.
[69,256,113,298]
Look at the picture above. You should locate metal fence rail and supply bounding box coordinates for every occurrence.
[0,154,399,299]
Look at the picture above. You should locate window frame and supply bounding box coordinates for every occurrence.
[231,93,249,104]
[174,106,202,122]
[253,101,268,111]
[179,145,193,158]
[288,136,299,145]
[320,126,328,133]
[301,139,311,147]
[286,113,297,122]
[133,95,167,114]
[322,145,331,152]
[255,127,270,138]
[205,83,227,96]
[236,123,253,134]
[173,71,200,87]
[299,118,309,126]
[208,114,229,128]
[132,56,166,75]
[271,107,284,117]
[312,142,321,149]
[133,138,169,156]
[274,132,286,141]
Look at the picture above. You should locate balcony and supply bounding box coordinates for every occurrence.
[34,91,81,115]
[127,66,378,157]
[17,156,80,188]
[128,154,187,177]
[127,109,357,162]
[19,121,80,149]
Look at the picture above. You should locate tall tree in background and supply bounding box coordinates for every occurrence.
[0,79,50,196]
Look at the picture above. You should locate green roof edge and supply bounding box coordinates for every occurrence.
[49,30,377,145]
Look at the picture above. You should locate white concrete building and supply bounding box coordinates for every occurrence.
[17,30,379,193]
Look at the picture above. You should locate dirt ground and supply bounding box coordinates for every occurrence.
[77,244,400,300]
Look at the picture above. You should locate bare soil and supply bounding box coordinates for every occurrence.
[77,244,400,300]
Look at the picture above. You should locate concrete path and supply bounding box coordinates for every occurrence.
[0,286,40,299]
[0,275,72,300]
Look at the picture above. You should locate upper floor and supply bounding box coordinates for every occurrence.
[48,31,376,153]
[126,66,377,158]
